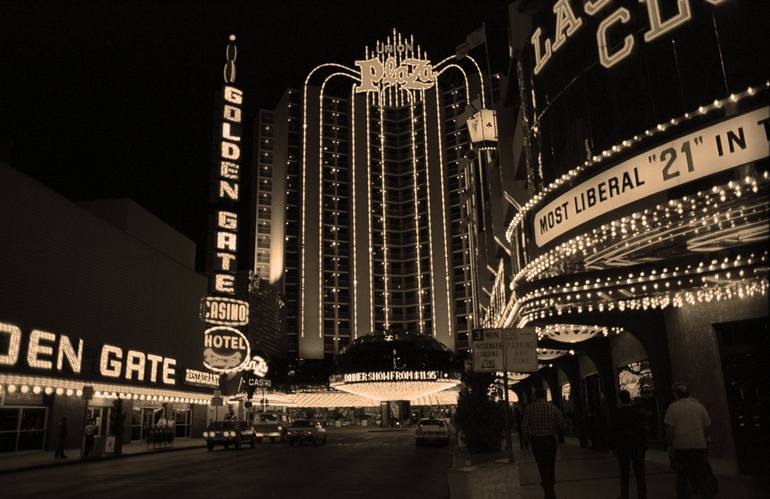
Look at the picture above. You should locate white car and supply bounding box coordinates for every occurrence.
[415,418,450,446]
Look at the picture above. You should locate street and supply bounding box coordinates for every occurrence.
[0,429,451,499]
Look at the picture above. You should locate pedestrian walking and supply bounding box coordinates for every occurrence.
[522,386,566,499]
[83,418,96,457]
[612,389,647,499]
[54,416,68,458]
[664,382,717,499]
[515,404,528,450]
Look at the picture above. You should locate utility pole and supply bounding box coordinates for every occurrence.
[501,331,515,464]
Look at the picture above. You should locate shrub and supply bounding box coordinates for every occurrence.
[454,378,505,454]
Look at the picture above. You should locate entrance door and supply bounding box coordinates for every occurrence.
[715,317,769,475]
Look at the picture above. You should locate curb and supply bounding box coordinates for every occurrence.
[0,444,206,476]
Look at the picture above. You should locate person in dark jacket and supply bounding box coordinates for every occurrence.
[612,390,647,499]
[54,416,67,458]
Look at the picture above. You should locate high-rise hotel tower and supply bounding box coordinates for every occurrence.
[253,30,490,359]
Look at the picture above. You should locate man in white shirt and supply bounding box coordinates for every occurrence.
[664,382,715,499]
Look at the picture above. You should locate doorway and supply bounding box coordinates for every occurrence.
[715,317,769,475]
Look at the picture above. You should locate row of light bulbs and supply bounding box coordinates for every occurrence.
[521,276,768,325]
[0,383,209,405]
[505,82,770,243]
[512,172,768,287]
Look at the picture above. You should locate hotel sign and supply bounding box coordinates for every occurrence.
[534,106,770,247]
[202,326,251,374]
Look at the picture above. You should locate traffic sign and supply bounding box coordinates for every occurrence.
[470,328,538,373]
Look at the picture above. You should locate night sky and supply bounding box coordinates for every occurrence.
[0,0,509,265]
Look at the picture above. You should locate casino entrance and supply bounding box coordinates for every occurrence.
[715,317,769,476]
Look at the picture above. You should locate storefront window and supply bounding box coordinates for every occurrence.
[174,409,191,438]
[0,407,47,452]
[618,360,654,399]
[618,360,661,444]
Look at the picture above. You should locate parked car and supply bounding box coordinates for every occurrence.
[286,419,326,446]
[203,421,257,450]
[253,422,286,442]
[415,418,450,446]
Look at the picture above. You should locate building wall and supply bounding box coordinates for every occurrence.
[664,294,768,474]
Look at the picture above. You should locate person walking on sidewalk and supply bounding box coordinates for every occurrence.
[612,389,647,499]
[515,404,528,450]
[54,416,68,458]
[664,382,716,499]
[522,386,566,499]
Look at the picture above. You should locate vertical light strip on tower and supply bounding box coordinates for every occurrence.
[350,85,358,339]
[365,99,374,333]
[301,63,358,340]
[433,83,453,338]
[378,91,389,328]
[408,91,424,334]
[421,90,437,335]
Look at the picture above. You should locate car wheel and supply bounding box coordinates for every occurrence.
[250,439,256,448]
[415,440,422,447]
[321,438,326,446]
[207,444,214,451]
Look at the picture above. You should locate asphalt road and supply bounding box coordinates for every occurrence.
[0,429,451,499]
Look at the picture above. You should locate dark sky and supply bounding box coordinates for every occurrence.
[0,0,509,262]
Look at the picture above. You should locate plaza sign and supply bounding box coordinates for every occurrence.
[354,32,436,94]
[531,0,728,75]
[533,106,770,247]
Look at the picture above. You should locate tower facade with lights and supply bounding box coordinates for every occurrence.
[254,30,489,359]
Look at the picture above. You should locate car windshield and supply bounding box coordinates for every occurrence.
[254,422,281,429]
[290,420,314,428]
[208,421,236,430]
[419,420,445,427]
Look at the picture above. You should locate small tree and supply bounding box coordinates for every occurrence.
[110,398,126,455]
[454,376,505,454]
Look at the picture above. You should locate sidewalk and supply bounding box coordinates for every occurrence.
[0,438,205,475]
[511,435,767,499]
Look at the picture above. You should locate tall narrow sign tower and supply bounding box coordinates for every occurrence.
[200,35,251,375]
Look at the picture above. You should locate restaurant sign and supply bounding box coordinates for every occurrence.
[533,106,770,247]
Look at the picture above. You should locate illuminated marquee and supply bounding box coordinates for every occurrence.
[184,368,220,388]
[531,0,728,74]
[1,321,177,386]
[201,296,249,326]
[342,370,440,383]
[354,34,435,94]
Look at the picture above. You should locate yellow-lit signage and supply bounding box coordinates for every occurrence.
[531,0,728,75]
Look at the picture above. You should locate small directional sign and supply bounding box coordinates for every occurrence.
[471,328,538,373]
